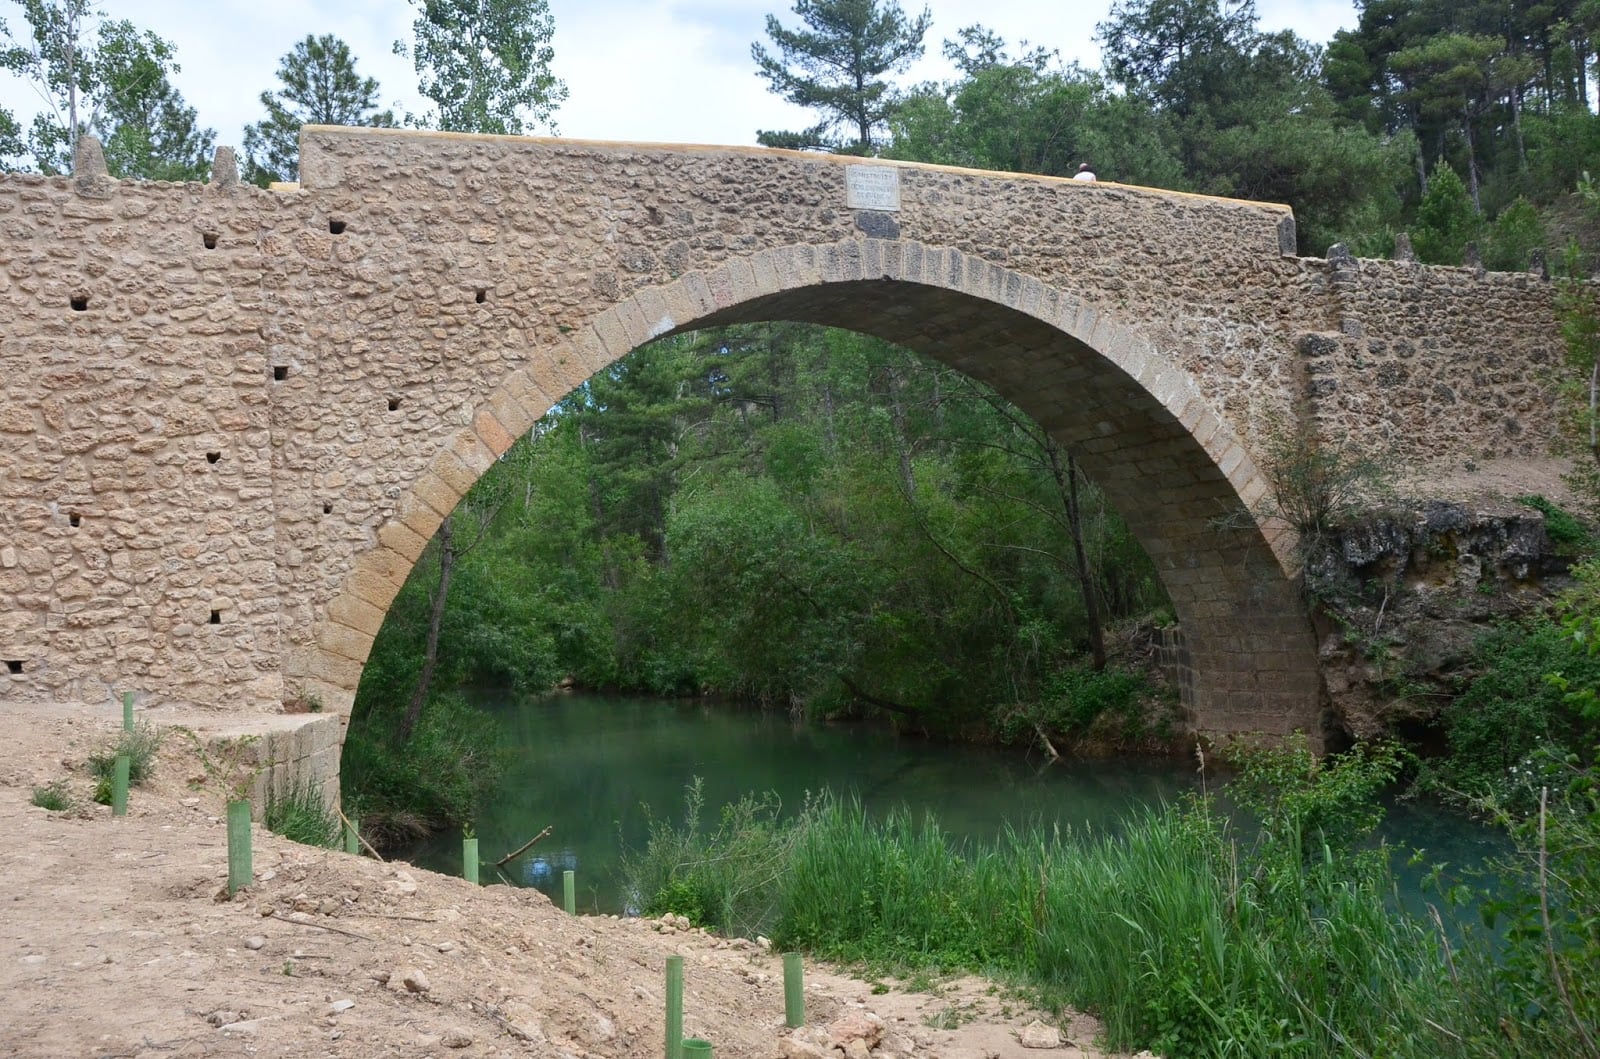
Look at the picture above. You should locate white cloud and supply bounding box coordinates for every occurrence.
[0,0,1357,155]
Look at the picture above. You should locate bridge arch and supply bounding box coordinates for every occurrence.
[298,239,1324,743]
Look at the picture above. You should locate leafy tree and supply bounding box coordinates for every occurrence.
[395,0,567,135]
[751,0,932,152]
[91,21,211,181]
[887,27,1185,187]
[0,106,23,171]
[1412,160,1482,264]
[242,35,396,186]
[0,0,212,179]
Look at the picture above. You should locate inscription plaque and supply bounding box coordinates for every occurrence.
[846,165,901,211]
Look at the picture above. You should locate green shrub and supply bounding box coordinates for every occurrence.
[341,691,507,849]
[1044,665,1153,735]
[30,779,74,811]
[1413,162,1483,266]
[1517,494,1593,555]
[87,722,163,788]
[265,781,339,848]
[1483,197,1547,272]
[1423,620,1600,809]
[1412,751,1600,1059]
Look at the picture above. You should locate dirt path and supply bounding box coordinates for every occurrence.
[0,702,1133,1059]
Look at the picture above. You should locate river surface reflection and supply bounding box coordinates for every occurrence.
[399,692,1504,916]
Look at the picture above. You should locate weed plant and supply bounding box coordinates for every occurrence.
[29,779,74,811]
[88,722,163,803]
[264,780,340,847]
[1517,494,1594,554]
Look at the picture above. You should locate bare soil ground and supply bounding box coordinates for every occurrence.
[1393,455,1580,512]
[0,701,1136,1059]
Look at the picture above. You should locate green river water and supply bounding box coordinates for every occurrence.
[401,692,1505,916]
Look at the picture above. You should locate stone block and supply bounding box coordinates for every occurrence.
[473,407,516,458]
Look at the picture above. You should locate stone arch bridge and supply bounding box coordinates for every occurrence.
[0,126,1564,748]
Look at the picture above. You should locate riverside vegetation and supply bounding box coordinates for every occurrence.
[621,741,1599,1059]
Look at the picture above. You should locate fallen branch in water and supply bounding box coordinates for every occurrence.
[496,825,553,867]
[1033,722,1061,763]
[336,807,386,862]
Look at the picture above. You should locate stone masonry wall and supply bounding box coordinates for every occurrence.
[0,127,1570,745]
[1301,254,1561,464]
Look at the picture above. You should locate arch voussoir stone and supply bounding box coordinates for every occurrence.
[473,407,517,459]
[749,248,785,293]
[377,520,430,567]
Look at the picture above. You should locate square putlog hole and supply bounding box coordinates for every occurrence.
[209,610,222,625]
[4,660,21,674]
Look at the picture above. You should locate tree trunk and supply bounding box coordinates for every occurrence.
[886,361,918,498]
[398,515,455,743]
[1047,442,1107,670]
[1512,86,1528,171]
[1464,112,1483,214]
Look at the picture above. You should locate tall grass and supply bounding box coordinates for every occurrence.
[265,780,340,848]
[621,741,1600,1059]
[87,721,163,786]
[620,778,800,937]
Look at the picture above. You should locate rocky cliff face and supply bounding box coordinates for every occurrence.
[1308,500,1575,744]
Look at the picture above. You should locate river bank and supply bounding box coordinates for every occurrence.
[0,700,1134,1059]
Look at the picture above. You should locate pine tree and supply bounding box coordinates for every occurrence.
[242,35,395,187]
[1412,161,1482,265]
[751,0,932,153]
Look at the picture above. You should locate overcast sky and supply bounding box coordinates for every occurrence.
[0,0,1360,154]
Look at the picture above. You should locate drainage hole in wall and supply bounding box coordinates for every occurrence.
[272,365,288,381]
[70,295,88,311]
[206,451,221,464]
[475,288,487,304]
[323,502,333,514]
[68,512,81,528]
[209,610,222,625]
[203,232,218,249]
[388,397,402,411]
[328,219,346,235]
[4,660,20,674]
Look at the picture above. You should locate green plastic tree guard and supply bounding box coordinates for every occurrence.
[665,955,684,1059]
[226,800,252,895]
[783,952,805,1027]
[111,754,129,817]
